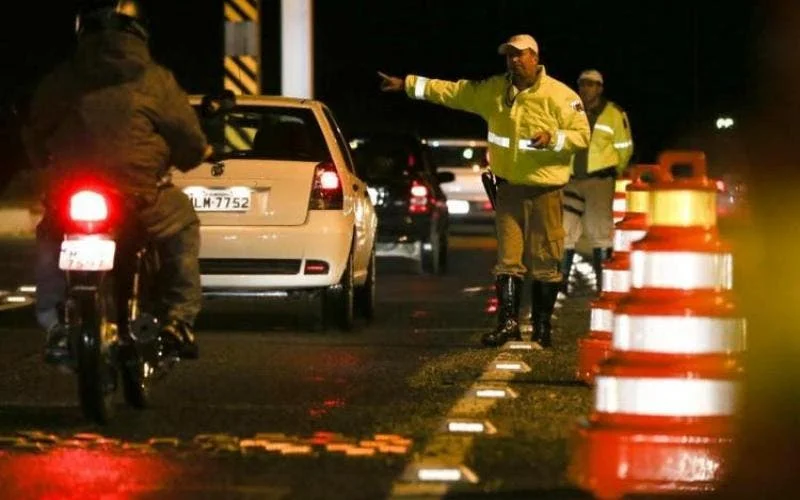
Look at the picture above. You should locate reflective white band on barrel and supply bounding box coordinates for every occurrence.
[602,268,630,293]
[595,376,737,416]
[613,314,747,353]
[612,197,627,213]
[590,307,614,333]
[414,77,429,99]
[613,228,647,252]
[631,250,733,289]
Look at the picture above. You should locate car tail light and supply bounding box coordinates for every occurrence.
[409,180,430,214]
[309,162,343,210]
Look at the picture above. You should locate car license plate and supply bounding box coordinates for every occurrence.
[59,238,116,271]
[185,187,252,212]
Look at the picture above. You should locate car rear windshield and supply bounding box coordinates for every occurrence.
[351,139,422,182]
[428,145,488,168]
[196,105,330,162]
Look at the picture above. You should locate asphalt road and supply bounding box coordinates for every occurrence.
[0,232,602,500]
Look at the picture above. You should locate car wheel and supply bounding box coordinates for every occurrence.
[438,233,449,274]
[421,230,442,275]
[354,246,376,321]
[323,248,355,331]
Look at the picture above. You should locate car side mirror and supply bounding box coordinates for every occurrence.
[437,171,455,184]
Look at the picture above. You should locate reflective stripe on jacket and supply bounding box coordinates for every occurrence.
[405,67,590,186]
[586,101,633,175]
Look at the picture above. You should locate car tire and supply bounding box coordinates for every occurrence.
[421,230,444,275]
[322,248,355,331]
[354,246,376,321]
[438,233,449,274]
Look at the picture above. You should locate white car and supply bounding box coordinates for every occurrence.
[172,95,377,330]
[424,138,494,224]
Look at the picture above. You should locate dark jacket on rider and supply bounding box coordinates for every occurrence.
[23,29,207,237]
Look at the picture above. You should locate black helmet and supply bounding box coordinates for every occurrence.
[75,0,148,40]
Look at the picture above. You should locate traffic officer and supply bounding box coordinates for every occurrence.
[379,34,590,348]
[561,69,633,294]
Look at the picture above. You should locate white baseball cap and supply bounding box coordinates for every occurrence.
[497,34,539,55]
[578,69,604,85]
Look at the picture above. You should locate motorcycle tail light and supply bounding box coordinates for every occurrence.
[69,190,109,222]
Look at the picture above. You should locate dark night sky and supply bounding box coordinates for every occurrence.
[1,0,761,168]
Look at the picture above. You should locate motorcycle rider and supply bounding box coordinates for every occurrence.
[22,0,210,363]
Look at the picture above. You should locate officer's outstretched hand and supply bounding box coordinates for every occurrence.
[378,71,404,92]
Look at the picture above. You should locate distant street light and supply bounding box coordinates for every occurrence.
[716,116,735,130]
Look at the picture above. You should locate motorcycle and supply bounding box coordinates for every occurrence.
[55,181,177,424]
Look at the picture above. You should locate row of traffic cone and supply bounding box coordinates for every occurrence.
[569,151,747,498]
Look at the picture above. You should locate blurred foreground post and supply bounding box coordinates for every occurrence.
[721,0,800,497]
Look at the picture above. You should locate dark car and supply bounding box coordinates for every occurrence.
[351,133,454,274]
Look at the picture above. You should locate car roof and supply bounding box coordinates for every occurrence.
[188,94,322,110]
[423,138,489,147]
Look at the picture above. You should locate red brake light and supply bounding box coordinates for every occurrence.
[319,171,340,190]
[410,184,428,198]
[309,162,344,210]
[69,190,109,222]
[409,180,430,214]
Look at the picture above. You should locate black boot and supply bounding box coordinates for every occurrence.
[591,247,613,293]
[559,249,576,295]
[43,324,70,365]
[160,319,199,359]
[532,280,560,348]
[481,275,522,347]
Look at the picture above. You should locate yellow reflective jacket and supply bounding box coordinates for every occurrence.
[584,100,634,175]
[405,67,590,186]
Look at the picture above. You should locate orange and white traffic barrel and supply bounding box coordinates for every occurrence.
[576,164,660,384]
[569,151,747,499]
[612,177,631,224]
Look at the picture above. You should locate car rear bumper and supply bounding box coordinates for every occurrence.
[198,211,352,290]
[446,199,495,223]
[375,213,434,243]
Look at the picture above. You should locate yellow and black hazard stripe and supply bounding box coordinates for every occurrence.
[224,0,257,22]
[224,124,255,151]
[224,55,259,96]
[224,0,259,96]
[223,0,259,151]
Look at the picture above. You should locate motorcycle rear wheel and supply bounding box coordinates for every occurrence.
[120,248,161,409]
[71,281,118,425]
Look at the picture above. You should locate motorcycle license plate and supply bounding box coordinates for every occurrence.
[59,238,116,271]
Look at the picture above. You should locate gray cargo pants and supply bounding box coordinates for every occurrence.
[562,176,616,249]
[35,185,202,331]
